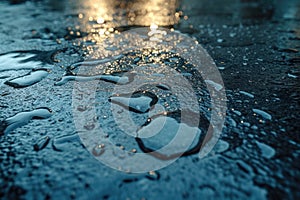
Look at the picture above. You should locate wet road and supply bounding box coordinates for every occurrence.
[0,0,299,199]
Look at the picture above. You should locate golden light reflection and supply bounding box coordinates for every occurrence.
[96,17,105,24]
[77,0,181,30]
[150,23,159,30]
[68,0,185,54]
[148,23,167,42]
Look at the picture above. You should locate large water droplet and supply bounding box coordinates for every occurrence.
[1,108,52,134]
[109,91,158,114]
[4,69,48,88]
[55,72,135,86]
[135,109,209,160]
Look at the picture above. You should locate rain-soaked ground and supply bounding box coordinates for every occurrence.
[0,0,299,199]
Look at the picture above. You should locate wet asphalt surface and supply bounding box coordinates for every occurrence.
[0,0,299,199]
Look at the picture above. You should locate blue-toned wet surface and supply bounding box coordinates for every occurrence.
[0,0,299,199]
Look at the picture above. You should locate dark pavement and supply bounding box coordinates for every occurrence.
[0,0,299,199]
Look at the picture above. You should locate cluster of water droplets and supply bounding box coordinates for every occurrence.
[0,50,59,135]
[68,27,226,172]
[0,51,49,88]
[0,27,226,173]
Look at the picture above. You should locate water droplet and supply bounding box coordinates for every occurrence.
[55,72,135,86]
[133,57,141,64]
[136,110,209,160]
[129,148,137,154]
[145,171,160,180]
[109,91,158,113]
[33,136,50,151]
[100,73,135,84]
[255,141,275,159]
[229,32,236,37]
[227,117,237,127]
[4,69,48,88]
[52,132,80,152]
[232,110,242,116]
[204,80,223,91]
[92,144,105,156]
[213,139,229,153]
[242,122,251,127]
[1,108,52,134]
[252,109,272,120]
[251,125,258,130]
[239,90,254,98]
[287,73,297,78]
